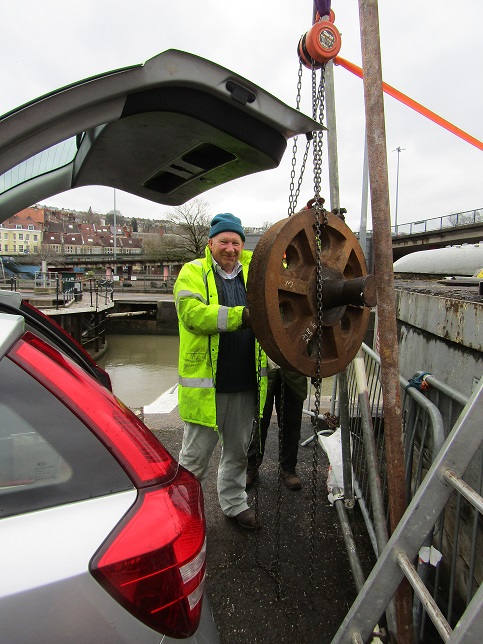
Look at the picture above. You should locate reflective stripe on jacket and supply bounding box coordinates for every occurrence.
[174,245,267,429]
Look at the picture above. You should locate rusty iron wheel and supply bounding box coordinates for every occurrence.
[247,209,374,377]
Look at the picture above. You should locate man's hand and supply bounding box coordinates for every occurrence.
[241,307,251,329]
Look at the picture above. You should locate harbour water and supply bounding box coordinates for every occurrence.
[97,334,179,409]
[98,334,334,412]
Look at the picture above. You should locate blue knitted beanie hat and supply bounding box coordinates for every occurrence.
[209,213,245,242]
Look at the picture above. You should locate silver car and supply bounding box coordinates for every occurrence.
[0,308,218,643]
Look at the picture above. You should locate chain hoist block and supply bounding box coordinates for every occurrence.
[247,209,376,378]
[297,13,341,69]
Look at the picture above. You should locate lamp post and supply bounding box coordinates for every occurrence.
[393,146,405,235]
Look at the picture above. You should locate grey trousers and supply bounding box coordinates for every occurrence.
[179,390,256,517]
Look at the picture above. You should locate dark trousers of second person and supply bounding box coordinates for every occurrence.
[247,368,303,478]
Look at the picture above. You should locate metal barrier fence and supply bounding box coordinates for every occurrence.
[0,277,17,291]
[390,208,483,236]
[85,278,114,309]
[326,343,482,642]
[111,275,176,292]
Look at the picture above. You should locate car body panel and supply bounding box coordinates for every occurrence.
[0,491,219,643]
[0,310,23,358]
[0,49,322,221]
[0,492,137,597]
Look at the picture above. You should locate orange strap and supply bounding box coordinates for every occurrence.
[334,56,483,152]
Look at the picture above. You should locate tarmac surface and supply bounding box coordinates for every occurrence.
[143,401,375,644]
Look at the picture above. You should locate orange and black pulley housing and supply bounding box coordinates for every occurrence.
[297,15,341,69]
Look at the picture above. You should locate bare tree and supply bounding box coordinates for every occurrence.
[260,220,273,232]
[38,243,62,263]
[165,199,212,258]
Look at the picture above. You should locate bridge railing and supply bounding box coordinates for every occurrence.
[391,208,483,236]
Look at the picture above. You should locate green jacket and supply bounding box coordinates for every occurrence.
[174,246,268,429]
[267,361,308,402]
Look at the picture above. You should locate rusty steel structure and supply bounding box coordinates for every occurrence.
[356,0,414,639]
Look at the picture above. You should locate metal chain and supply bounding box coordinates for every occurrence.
[254,347,283,597]
[254,343,262,561]
[309,61,328,592]
[311,63,327,220]
[257,55,329,599]
[274,374,285,596]
[288,61,311,217]
[252,56,313,598]
[292,140,311,217]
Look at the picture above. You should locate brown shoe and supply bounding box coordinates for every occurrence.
[282,470,303,491]
[246,468,258,489]
[234,507,260,530]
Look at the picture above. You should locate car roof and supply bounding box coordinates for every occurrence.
[0,49,322,222]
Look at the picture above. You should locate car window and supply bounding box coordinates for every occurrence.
[0,403,72,489]
[0,357,133,518]
[0,137,77,198]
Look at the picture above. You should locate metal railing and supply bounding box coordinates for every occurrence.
[332,375,482,643]
[0,277,17,291]
[110,275,176,292]
[390,208,483,237]
[326,344,482,642]
[85,278,114,309]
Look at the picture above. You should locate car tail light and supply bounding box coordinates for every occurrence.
[8,332,206,638]
[92,474,206,637]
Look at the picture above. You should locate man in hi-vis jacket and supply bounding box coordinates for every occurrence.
[174,213,267,530]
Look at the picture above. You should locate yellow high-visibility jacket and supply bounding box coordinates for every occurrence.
[174,246,267,429]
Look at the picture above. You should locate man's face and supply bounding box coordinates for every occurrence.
[209,231,244,273]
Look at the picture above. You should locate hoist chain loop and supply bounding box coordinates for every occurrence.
[288,61,311,218]
[268,375,284,598]
[309,61,328,590]
[288,141,299,217]
[254,343,263,558]
[254,344,262,559]
[254,347,283,597]
[256,54,331,599]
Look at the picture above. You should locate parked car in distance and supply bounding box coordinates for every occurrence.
[0,309,219,642]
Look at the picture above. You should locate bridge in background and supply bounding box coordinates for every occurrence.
[387,208,483,261]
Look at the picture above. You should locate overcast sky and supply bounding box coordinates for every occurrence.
[2,0,482,231]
